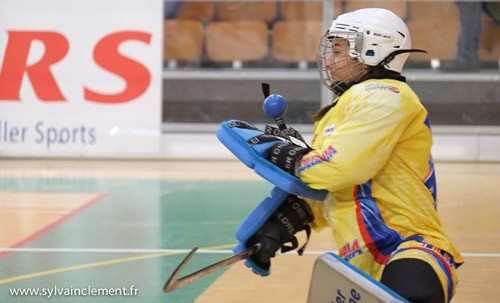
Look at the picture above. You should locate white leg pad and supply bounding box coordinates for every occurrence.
[307,253,409,303]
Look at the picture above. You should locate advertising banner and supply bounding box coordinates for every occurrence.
[0,0,163,156]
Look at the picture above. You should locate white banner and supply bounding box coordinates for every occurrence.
[0,0,163,157]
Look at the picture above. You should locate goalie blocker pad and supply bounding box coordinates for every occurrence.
[216,120,327,201]
[308,253,409,303]
[233,186,289,276]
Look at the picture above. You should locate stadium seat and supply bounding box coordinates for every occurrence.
[281,2,322,21]
[407,2,460,62]
[214,2,277,22]
[281,1,343,21]
[164,20,204,62]
[206,21,268,63]
[272,21,322,63]
[177,1,214,22]
[344,0,407,19]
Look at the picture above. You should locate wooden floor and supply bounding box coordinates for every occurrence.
[0,160,499,303]
[197,161,500,303]
[0,192,103,249]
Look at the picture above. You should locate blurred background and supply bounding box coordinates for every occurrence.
[0,1,499,303]
[1,0,499,160]
[162,0,500,161]
[163,0,500,125]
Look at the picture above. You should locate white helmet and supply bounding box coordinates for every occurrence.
[319,8,423,94]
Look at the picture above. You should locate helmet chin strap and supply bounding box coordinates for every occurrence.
[330,81,349,97]
[329,66,370,97]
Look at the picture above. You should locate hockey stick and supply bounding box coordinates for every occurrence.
[163,244,260,293]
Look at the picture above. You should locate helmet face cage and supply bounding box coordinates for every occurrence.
[318,31,368,96]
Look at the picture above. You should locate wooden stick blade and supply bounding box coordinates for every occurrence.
[163,247,198,292]
[163,245,259,293]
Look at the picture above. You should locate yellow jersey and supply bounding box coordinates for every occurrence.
[298,78,463,279]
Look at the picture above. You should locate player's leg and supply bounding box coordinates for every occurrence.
[381,258,444,303]
[382,244,458,303]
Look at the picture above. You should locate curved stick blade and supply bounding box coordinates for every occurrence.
[163,244,260,293]
[163,247,198,292]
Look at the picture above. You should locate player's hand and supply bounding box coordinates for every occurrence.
[246,195,314,274]
[246,221,282,271]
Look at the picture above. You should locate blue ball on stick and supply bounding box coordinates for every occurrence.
[263,94,288,119]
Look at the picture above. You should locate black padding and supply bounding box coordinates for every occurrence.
[247,196,314,270]
[381,258,445,303]
[264,124,306,143]
[268,142,309,174]
[227,120,258,130]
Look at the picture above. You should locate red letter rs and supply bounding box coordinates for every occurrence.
[0,31,69,101]
[84,31,152,104]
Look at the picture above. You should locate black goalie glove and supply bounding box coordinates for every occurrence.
[247,195,314,272]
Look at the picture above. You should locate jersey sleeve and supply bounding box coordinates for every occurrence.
[298,87,417,192]
[304,197,330,231]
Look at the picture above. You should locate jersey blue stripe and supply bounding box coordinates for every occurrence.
[425,159,438,204]
[356,182,404,257]
[424,116,432,129]
[426,249,453,302]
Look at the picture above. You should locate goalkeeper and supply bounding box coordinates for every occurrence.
[248,8,463,303]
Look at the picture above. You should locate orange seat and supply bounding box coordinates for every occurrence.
[215,2,277,22]
[282,2,322,21]
[206,21,268,62]
[164,20,204,62]
[281,1,344,21]
[407,2,460,61]
[272,21,322,63]
[177,2,214,22]
[344,0,407,20]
